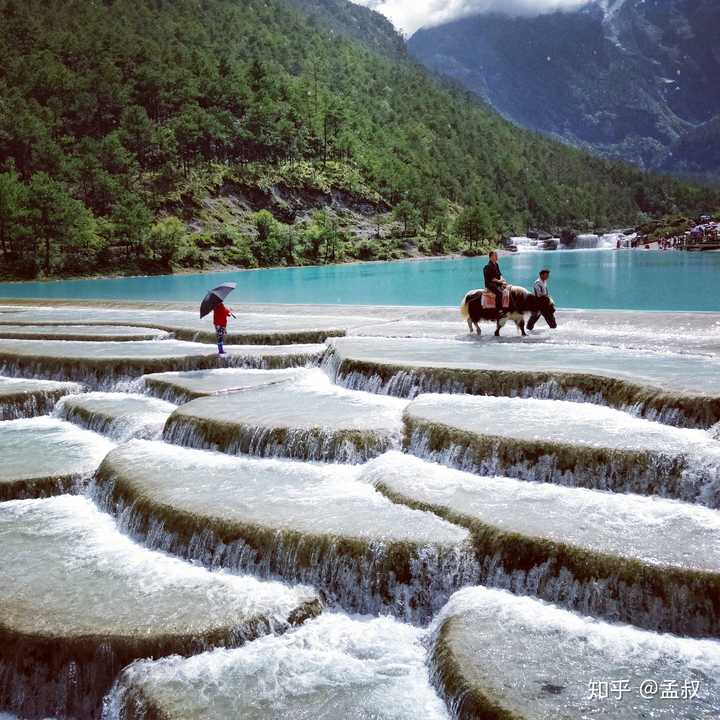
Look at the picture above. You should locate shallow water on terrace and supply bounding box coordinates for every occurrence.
[0,417,114,482]
[0,495,314,637]
[144,367,303,396]
[0,324,169,340]
[174,369,406,432]
[0,338,215,359]
[104,613,449,720]
[434,587,720,719]
[363,453,720,571]
[408,395,720,457]
[55,393,176,441]
[1,251,719,310]
[331,336,720,395]
[0,306,351,334]
[0,376,79,394]
[539,311,720,356]
[103,440,467,545]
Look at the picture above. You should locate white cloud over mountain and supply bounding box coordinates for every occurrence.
[354,0,593,35]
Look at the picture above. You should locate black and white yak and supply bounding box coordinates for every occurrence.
[461,286,557,337]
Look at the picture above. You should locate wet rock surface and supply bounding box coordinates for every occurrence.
[142,367,303,403]
[0,338,324,386]
[0,324,169,341]
[0,306,349,345]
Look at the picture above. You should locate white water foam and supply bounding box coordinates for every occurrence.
[103,612,449,720]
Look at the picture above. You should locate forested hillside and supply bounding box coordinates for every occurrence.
[0,0,716,279]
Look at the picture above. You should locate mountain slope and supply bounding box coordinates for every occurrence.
[287,0,406,56]
[408,0,720,181]
[0,0,717,279]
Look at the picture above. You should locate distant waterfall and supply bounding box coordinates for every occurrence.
[573,233,636,249]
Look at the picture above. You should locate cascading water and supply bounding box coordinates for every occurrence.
[0,376,83,420]
[429,587,720,720]
[404,394,720,507]
[162,368,408,463]
[92,440,478,623]
[101,613,450,720]
[0,495,319,719]
[573,233,623,249]
[324,337,720,429]
[362,452,720,637]
[53,393,176,442]
[2,302,719,720]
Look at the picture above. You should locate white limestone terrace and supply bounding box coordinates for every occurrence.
[0,495,319,720]
[364,452,720,573]
[0,305,362,345]
[54,392,176,441]
[430,587,720,720]
[104,613,449,720]
[96,440,474,621]
[141,367,304,403]
[0,324,169,341]
[0,338,325,386]
[3,302,719,354]
[327,336,720,397]
[362,452,720,636]
[0,417,114,501]
[325,333,720,429]
[0,376,82,420]
[404,395,720,507]
[163,368,407,463]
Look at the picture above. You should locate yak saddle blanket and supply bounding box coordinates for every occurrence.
[481,288,511,310]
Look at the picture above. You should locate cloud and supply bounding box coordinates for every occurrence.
[354,0,593,35]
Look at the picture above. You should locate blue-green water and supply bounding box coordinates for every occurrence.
[0,250,718,310]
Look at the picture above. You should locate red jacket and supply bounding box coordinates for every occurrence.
[213,303,232,327]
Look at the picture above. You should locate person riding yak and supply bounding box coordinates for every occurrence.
[483,251,507,309]
[461,251,557,336]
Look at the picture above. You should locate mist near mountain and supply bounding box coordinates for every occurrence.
[354,0,590,34]
[408,0,720,182]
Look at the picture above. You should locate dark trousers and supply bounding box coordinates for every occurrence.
[488,282,504,312]
[527,311,541,330]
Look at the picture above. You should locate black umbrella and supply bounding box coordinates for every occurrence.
[200,282,237,319]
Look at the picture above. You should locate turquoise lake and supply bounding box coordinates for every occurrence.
[0,250,718,311]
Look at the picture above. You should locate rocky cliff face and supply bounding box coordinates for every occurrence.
[408,0,720,181]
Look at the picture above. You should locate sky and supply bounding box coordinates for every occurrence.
[353,0,595,35]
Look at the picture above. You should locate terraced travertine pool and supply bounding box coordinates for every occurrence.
[0,300,719,720]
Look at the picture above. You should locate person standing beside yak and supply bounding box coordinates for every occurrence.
[527,268,550,331]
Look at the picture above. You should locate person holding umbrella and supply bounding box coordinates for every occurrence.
[200,282,237,355]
